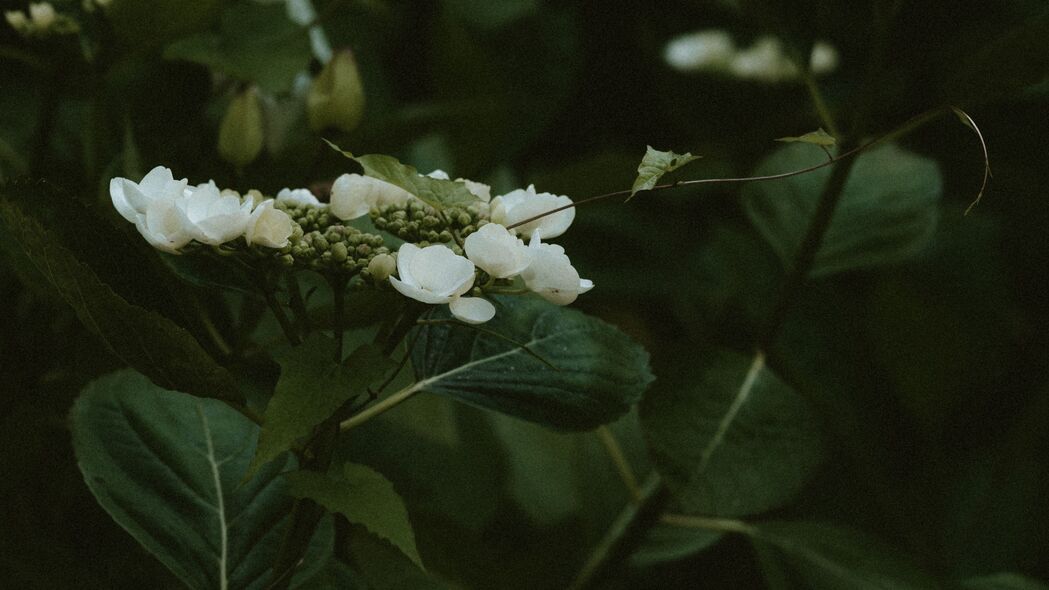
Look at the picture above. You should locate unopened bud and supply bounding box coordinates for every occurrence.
[218,87,264,168]
[307,49,365,134]
[367,253,396,281]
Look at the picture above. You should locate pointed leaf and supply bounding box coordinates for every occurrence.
[251,336,393,474]
[412,296,654,430]
[640,350,822,516]
[630,146,702,198]
[71,370,334,589]
[775,128,837,147]
[286,463,423,568]
[742,142,942,277]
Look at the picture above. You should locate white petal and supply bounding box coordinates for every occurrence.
[330,173,371,220]
[389,276,452,305]
[276,187,321,207]
[449,297,495,324]
[109,178,139,223]
[426,169,450,180]
[407,245,475,297]
[395,243,421,287]
[464,223,531,278]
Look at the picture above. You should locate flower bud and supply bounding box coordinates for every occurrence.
[218,87,265,168]
[307,49,365,134]
[367,253,396,281]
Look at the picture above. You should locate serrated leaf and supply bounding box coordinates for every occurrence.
[630,146,702,198]
[345,525,451,590]
[961,573,1049,590]
[411,295,654,430]
[775,128,837,147]
[0,199,241,402]
[750,521,939,590]
[286,463,423,569]
[324,140,479,211]
[71,370,334,590]
[251,336,393,474]
[640,350,822,516]
[742,142,942,277]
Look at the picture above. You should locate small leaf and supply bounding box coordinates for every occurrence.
[742,142,942,277]
[775,128,837,147]
[412,296,654,430]
[286,463,423,569]
[961,573,1049,590]
[640,350,822,516]
[251,336,393,474]
[72,370,334,589]
[630,523,723,568]
[345,524,451,590]
[324,140,479,211]
[629,146,702,199]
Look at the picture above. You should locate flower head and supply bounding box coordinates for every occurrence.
[178,181,253,245]
[245,200,295,249]
[490,184,574,239]
[521,233,593,305]
[390,243,494,324]
[463,223,531,278]
[276,187,323,208]
[330,173,413,220]
[110,166,188,224]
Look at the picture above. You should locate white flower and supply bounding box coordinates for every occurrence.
[330,173,413,220]
[490,184,574,239]
[463,223,532,278]
[390,243,495,324]
[110,165,188,224]
[521,233,593,305]
[729,37,798,83]
[245,200,295,248]
[426,169,450,180]
[664,30,736,72]
[177,181,253,245]
[276,187,323,207]
[810,41,840,76]
[5,10,28,30]
[28,2,55,28]
[134,197,193,254]
[458,177,491,202]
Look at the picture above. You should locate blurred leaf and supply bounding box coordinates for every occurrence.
[750,521,940,590]
[346,525,453,590]
[743,142,942,277]
[164,3,312,94]
[442,0,540,29]
[160,250,258,296]
[630,146,702,198]
[630,523,723,568]
[960,573,1049,590]
[412,295,654,430]
[108,0,222,49]
[640,349,822,516]
[0,199,241,402]
[286,463,423,569]
[252,337,392,474]
[71,370,334,590]
[776,128,836,147]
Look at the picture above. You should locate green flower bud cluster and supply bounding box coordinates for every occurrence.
[285,223,390,276]
[371,199,490,245]
[277,202,335,233]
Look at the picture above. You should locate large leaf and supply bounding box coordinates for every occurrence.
[0,199,241,402]
[71,370,334,590]
[961,574,1049,590]
[286,463,423,568]
[640,349,822,516]
[252,336,393,474]
[629,146,701,198]
[411,296,654,430]
[742,142,942,277]
[345,525,453,590]
[108,0,221,48]
[750,521,939,590]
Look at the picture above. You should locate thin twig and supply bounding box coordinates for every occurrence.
[596,426,642,503]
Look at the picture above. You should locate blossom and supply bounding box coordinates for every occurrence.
[28,2,55,27]
[490,184,574,239]
[390,243,494,324]
[110,166,188,224]
[177,181,253,245]
[809,41,840,75]
[521,233,593,305]
[135,197,194,254]
[463,223,531,278]
[729,37,798,83]
[330,173,413,220]
[245,200,294,248]
[276,187,323,207]
[664,30,736,72]
[458,178,491,202]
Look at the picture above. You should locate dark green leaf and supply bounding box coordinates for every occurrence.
[71,370,334,590]
[324,141,479,211]
[108,0,221,49]
[640,350,822,516]
[742,142,942,277]
[160,251,258,296]
[750,521,939,590]
[776,128,836,147]
[961,573,1049,590]
[345,525,452,590]
[630,523,723,568]
[0,199,241,402]
[287,463,423,569]
[412,296,654,430]
[252,336,393,474]
[630,146,701,198]
[944,9,1049,105]
[442,0,540,30]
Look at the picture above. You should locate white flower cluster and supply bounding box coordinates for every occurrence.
[664,30,839,82]
[328,170,592,325]
[110,166,295,254]
[4,2,77,36]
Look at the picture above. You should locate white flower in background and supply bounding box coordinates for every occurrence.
[28,2,55,28]
[276,187,323,207]
[4,10,28,30]
[458,178,491,202]
[809,41,840,75]
[330,173,414,220]
[390,243,495,324]
[664,29,736,72]
[729,37,798,82]
[490,185,574,239]
[464,223,532,278]
[245,199,294,248]
[135,198,194,254]
[426,169,450,180]
[110,166,188,224]
[521,233,593,305]
[177,181,254,245]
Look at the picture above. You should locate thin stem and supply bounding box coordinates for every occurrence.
[802,71,840,138]
[659,513,754,535]
[286,274,312,338]
[596,426,642,504]
[339,382,423,431]
[329,276,346,362]
[263,287,302,346]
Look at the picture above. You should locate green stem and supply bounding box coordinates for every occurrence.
[660,513,754,535]
[339,382,423,431]
[286,274,312,338]
[596,426,642,503]
[802,71,840,138]
[263,286,301,346]
[329,276,346,362]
